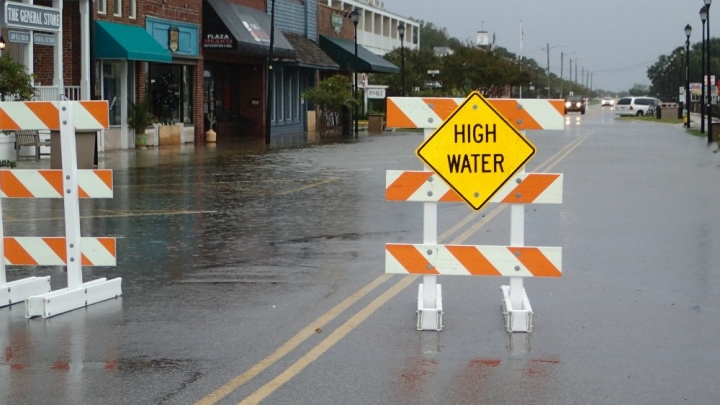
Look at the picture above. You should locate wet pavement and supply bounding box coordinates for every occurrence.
[2,106,720,404]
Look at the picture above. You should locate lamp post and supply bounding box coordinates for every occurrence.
[701,6,708,133]
[265,0,276,144]
[705,0,713,143]
[685,24,692,129]
[545,43,563,98]
[350,9,359,139]
[397,22,406,96]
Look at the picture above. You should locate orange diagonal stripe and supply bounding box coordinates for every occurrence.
[38,170,64,197]
[491,100,542,130]
[80,101,109,129]
[386,99,417,128]
[81,253,91,266]
[97,237,116,257]
[501,174,560,203]
[548,100,565,115]
[94,170,113,190]
[42,238,67,264]
[4,238,38,265]
[0,171,33,198]
[25,102,60,130]
[511,247,561,277]
[445,245,502,276]
[386,244,437,274]
[438,190,463,202]
[424,98,460,121]
[386,172,431,201]
[0,108,20,130]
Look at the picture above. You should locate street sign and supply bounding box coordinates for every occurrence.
[8,30,30,44]
[415,91,536,211]
[424,81,442,88]
[427,69,440,75]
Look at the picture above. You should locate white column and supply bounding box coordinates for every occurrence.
[120,61,129,148]
[79,0,90,100]
[22,0,34,84]
[53,0,64,96]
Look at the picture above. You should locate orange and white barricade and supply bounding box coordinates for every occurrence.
[386,96,564,332]
[0,101,122,318]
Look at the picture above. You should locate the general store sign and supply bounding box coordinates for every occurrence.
[4,3,61,32]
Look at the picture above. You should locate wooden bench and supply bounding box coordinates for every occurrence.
[15,130,50,161]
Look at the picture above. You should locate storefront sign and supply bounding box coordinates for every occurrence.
[241,16,269,43]
[34,33,57,46]
[367,88,386,99]
[8,30,30,44]
[203,33,235,49]
[331,14,343,34]
[4,3,61,32]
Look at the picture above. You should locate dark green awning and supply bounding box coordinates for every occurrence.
[319,35,399,74]
[95,21,172,63]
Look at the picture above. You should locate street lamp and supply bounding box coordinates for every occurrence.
[685,24,692,129]
[265,0,276,144]
[350,9,359,139]
[705,0,713,143]
[397,22,406,96]
[701,6,708,132]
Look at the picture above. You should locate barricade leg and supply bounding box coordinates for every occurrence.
[501,165,533,332]
[416,128,443,331]
[0,194,51,307]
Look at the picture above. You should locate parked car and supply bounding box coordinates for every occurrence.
[614,97,661,116]
[564,95,586,114]
[601,97,615,107]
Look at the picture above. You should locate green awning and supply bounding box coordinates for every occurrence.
[95,21,172,63]
[319,35,399,74]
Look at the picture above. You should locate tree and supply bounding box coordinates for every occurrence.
[0,56,35,101]
[628,84,650,96]
[417,21,462,51]
[373,47,443,96]
[303,74,356,138]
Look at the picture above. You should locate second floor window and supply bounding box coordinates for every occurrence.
[98,0,106,14]
[114,0,121,16]
[129,0,136,18]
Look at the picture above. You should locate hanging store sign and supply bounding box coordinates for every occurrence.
[34,33,57,46]
[8,30,31,44]
[4,3,61,32]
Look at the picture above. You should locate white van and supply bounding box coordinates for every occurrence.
[615,97,661,116]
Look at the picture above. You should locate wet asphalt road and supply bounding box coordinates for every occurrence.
[2,105,720,405]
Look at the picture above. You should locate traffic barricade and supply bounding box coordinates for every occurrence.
[0,101,122,317]
[385,94,564,332]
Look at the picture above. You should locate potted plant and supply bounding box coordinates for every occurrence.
[128,94,154,148]
[0,55,37,161]
[205,111,217,142]
[303,74,357,138]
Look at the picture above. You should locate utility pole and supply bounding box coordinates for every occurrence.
[560,52,564,98]
[546,42,550,98]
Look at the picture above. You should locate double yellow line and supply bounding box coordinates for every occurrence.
[196,131,592,405]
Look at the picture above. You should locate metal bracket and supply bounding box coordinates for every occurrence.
[417,283,443,331]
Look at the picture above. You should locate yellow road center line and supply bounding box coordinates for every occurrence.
[274,178,339,196]
[194,273,394,405]
[200,133,592,404]
[237,275,419,405]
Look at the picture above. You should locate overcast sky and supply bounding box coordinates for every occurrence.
[385,0,709,93]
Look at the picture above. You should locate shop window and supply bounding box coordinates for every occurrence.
[102,62,122,126]
[148,64,194,124]
[98,0,106,14]
[284,69,292,121]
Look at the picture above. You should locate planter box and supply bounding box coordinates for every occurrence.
[0,134,17,161]
[158,124,182,145]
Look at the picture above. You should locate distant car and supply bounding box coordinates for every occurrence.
[601,97,615,107]
[564,95,586,114]
[615,97,661,116]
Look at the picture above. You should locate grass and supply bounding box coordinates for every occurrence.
[616,116,684,124]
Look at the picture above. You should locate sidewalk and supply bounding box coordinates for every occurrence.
[14,130,370,171]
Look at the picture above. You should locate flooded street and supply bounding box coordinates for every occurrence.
[2,108,720,404]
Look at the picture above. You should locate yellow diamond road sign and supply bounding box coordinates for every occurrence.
[416,91,536,211]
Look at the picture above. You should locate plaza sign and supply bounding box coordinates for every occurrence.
[4,3,61,32]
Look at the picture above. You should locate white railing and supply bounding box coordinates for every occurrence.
[34,86,82,101]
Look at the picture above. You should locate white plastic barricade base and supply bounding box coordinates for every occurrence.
[0,276,51,307]
[417,283,443,331]
[25,277,122,319]
[501,284,533,333]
